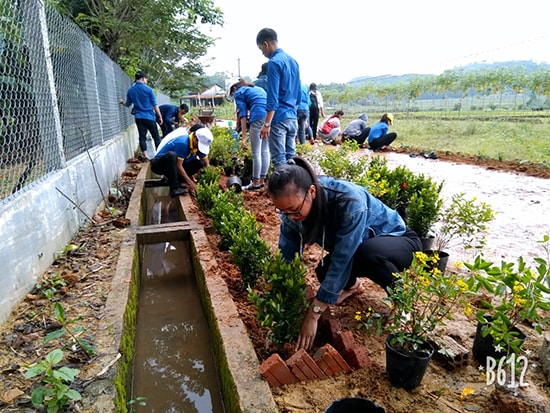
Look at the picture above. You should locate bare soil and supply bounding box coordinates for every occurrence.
[0,150,548,412]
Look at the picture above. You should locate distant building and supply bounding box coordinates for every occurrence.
[181,84,225,107]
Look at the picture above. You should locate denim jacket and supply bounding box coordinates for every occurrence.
[278,176,406,304]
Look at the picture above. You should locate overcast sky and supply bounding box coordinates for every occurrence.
[199,0,549,85]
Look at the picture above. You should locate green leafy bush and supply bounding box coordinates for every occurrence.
[248,250,308,348]
[465,235,550,356]
[434,193,495,251]
[230,211,271,289]
[310,140,370,182]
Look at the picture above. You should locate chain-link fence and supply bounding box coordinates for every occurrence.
[0,0,146,202]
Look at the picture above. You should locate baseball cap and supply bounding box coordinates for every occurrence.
[195,127,213,155]
[135,71,147,80]
[225,77,240,101]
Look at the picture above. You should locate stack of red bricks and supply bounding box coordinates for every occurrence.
[259,312,372,387]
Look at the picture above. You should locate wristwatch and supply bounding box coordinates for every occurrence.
[311,304,323,314]
[263,122,271,128]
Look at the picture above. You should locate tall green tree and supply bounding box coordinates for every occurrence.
[49,0,223,95]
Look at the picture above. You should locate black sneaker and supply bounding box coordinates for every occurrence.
[243,183,262,191]
[170,187,188,197]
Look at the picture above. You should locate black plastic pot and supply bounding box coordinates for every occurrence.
[325,398,386,413]
[420,235,435,250]
[422,249,449,273]
[472,316,526,364]
[385,333,434,390]
[226,175,242,193]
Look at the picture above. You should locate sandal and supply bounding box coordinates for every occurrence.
[336,279,364,305]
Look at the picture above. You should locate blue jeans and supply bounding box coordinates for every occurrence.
[269,118,297,166]
[297,109,308,145]
[249,120,270,181]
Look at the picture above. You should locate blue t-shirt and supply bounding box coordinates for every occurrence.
[368,121,389,143]
[234,86,267,123]
[160,104,178,126]
[265,48,301,124]
[155,133,206,162]
[125,82,158,121]
[297,83,310,112]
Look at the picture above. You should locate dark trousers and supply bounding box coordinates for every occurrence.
[369,132,397,150]
[150,151,204,191]
[297,109,308,144]
[160,121,175,139]
[310,108,320,139]
[346,127,371,145]
[315,228,422,291]
[135,118,161,152]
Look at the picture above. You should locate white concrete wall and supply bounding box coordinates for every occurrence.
[0,129,136,325]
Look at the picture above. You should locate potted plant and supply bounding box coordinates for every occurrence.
[357,251,473,389]
[433,192,495,253]
[465,235,550,364]
[423,192,495,273]
[406,180,444,249]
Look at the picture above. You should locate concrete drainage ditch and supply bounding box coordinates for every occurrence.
[93,165,277,412]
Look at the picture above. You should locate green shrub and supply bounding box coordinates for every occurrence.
[248,250,308,349]
[230,211,271,289]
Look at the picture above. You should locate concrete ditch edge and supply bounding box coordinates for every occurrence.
[92,165,277,412]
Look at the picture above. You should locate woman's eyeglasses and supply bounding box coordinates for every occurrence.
[275,191,308,217]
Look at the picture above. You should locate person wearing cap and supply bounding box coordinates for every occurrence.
[119,71,163,160]
[256,28,301,166]
[367,113,397,151]
[227,78,269,191]
[159,103,189,138]
[308,83,325,143]
[150,126,213,197]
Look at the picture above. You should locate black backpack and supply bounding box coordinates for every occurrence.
[309,91,319,111]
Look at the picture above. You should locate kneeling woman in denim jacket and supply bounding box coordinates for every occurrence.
[267,156,421,351]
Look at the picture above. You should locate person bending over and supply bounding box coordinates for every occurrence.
[150,126,213,197]
[267,156,421,351]
[367,113,397,151]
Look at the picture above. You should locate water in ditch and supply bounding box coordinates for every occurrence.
[132,191,225,412]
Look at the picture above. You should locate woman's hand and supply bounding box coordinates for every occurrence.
[295,304,324,351]
[296,313,318,351]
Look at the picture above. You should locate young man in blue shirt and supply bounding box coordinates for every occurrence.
[150,126,213,197]
[256,28,301,166]
[159,103,189,138]
[119,71,163,160]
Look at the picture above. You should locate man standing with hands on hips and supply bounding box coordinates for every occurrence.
[256,28,301,166]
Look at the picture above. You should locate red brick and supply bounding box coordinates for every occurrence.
[333,330,356,355]
[296,349,328,380]
[314,345,339,376]
[324,344,352,374]
[313,355,334,377]
[343,346,372,369]
[260,369,282,387]
[319,316,342,342]
[259,353,298,386]
[286,349,327,381]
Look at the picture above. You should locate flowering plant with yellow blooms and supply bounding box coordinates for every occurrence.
[465,234,550,356]
[357,250,474,355]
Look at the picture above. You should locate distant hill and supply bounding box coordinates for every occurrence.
[347,60,550,86]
